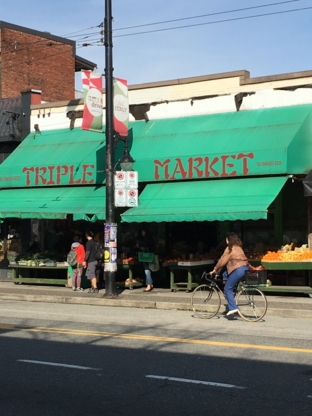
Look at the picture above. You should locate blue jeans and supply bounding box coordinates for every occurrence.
[143,262,153,285]
[223,265,249,311]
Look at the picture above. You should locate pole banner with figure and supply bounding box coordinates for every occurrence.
[81,70,103,132]
[113,78,129,137]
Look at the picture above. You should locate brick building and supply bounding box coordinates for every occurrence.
[0,21,96,102]
[0,21,96,162]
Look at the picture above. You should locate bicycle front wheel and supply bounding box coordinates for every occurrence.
[191,285,221,319]
[236,287,268,322]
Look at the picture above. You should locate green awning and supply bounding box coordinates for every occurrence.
[121,176,288,222]
[0,186,105,221]
[129,105,312,181]
[0,128,106,188]
[0,105,312,188]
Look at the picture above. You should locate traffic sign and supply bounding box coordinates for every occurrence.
[126,171,138,189]
[114,189,126,206]
[114,171,126,189]
[126,189,138,207]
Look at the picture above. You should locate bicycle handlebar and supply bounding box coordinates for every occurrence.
[203,271,221,281]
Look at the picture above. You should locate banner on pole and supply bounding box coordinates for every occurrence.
[104,223,117,272]
[113,78,129,137]
[81,70,103,132]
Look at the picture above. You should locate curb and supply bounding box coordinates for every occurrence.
[266,308,312,319]
[0,293,312,318]
[0,294,156,309]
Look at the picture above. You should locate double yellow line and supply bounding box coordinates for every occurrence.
[1,323,312,354]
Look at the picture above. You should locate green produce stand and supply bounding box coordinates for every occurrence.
[116,262,143,290]
[10,265,68,286]
[261,261,312,289]
[262,261,312,270]
[168,260,215,292]
[10,264,91,289]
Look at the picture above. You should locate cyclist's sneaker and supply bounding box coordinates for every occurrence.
[226,309,238,316]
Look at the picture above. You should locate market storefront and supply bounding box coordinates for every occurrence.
[0,104,312,288]
[120,104,312,289]
[0,126,108,284]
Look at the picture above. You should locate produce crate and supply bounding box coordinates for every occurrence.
[178,260,214,266]
[0,269,12,281]
[57,262,68,267]
[244,270,267,285]
[138,252,154,262]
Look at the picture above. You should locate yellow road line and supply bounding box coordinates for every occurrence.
[1,323,312,354]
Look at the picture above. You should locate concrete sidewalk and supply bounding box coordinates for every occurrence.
[0,281,311,318]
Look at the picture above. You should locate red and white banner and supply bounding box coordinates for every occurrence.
[81,70,103,132]
[113,78,129,137]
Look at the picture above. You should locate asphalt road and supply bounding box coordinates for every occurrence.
[0,301,311,416]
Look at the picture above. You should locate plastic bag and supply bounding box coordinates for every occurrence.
[149,255,160,272]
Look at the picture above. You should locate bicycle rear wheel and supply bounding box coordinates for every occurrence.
[191,284,221,319]
[236,287,268,322]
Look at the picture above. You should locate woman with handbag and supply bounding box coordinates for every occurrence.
[210,232,248,316]
[137,228,155,292]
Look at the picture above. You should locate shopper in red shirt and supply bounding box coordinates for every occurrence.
[71,236,86,291]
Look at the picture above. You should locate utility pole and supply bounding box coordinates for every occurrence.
[104,0,117,297]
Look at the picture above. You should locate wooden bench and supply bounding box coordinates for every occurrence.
[10,265,68,286]
[257,285,312,295]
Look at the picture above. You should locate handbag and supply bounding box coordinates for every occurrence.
[138,248,154,263]
[149,255,160,272]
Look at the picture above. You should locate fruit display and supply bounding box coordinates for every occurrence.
[119,256,138,264]
[163,255,215,266]
[246,252,263,260]
[125,277,142,285]
[262,245,312,261]
[8,251,65,266]
[166,258,181,263]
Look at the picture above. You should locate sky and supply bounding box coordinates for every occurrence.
[1,0,312,90]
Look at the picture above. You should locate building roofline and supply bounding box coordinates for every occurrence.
[0,20,97,72]
[75,55,97,72]
[0,20,75,49]
[127,70,250,91]
[30,68,312,109]
[124,69,312,91]
[31,98,83,110]
[242,69,312,85]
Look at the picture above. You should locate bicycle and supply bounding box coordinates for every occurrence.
[191,271,268,322]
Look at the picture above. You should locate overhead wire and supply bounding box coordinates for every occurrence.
[61,24,102,37]
[3,42,71,63]
[66,0,301,38]
[72,4,312,44]
[113,0,300,32]
[113,6,312,38]
[0,1,304,55]
[1,2,311,78]
[68,0,301,42]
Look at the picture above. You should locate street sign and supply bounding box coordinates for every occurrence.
[126,189,138,207]
[114,171,139,206]
[114,189,127,206]
[114,171,126,189]
[126,171,138,189]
